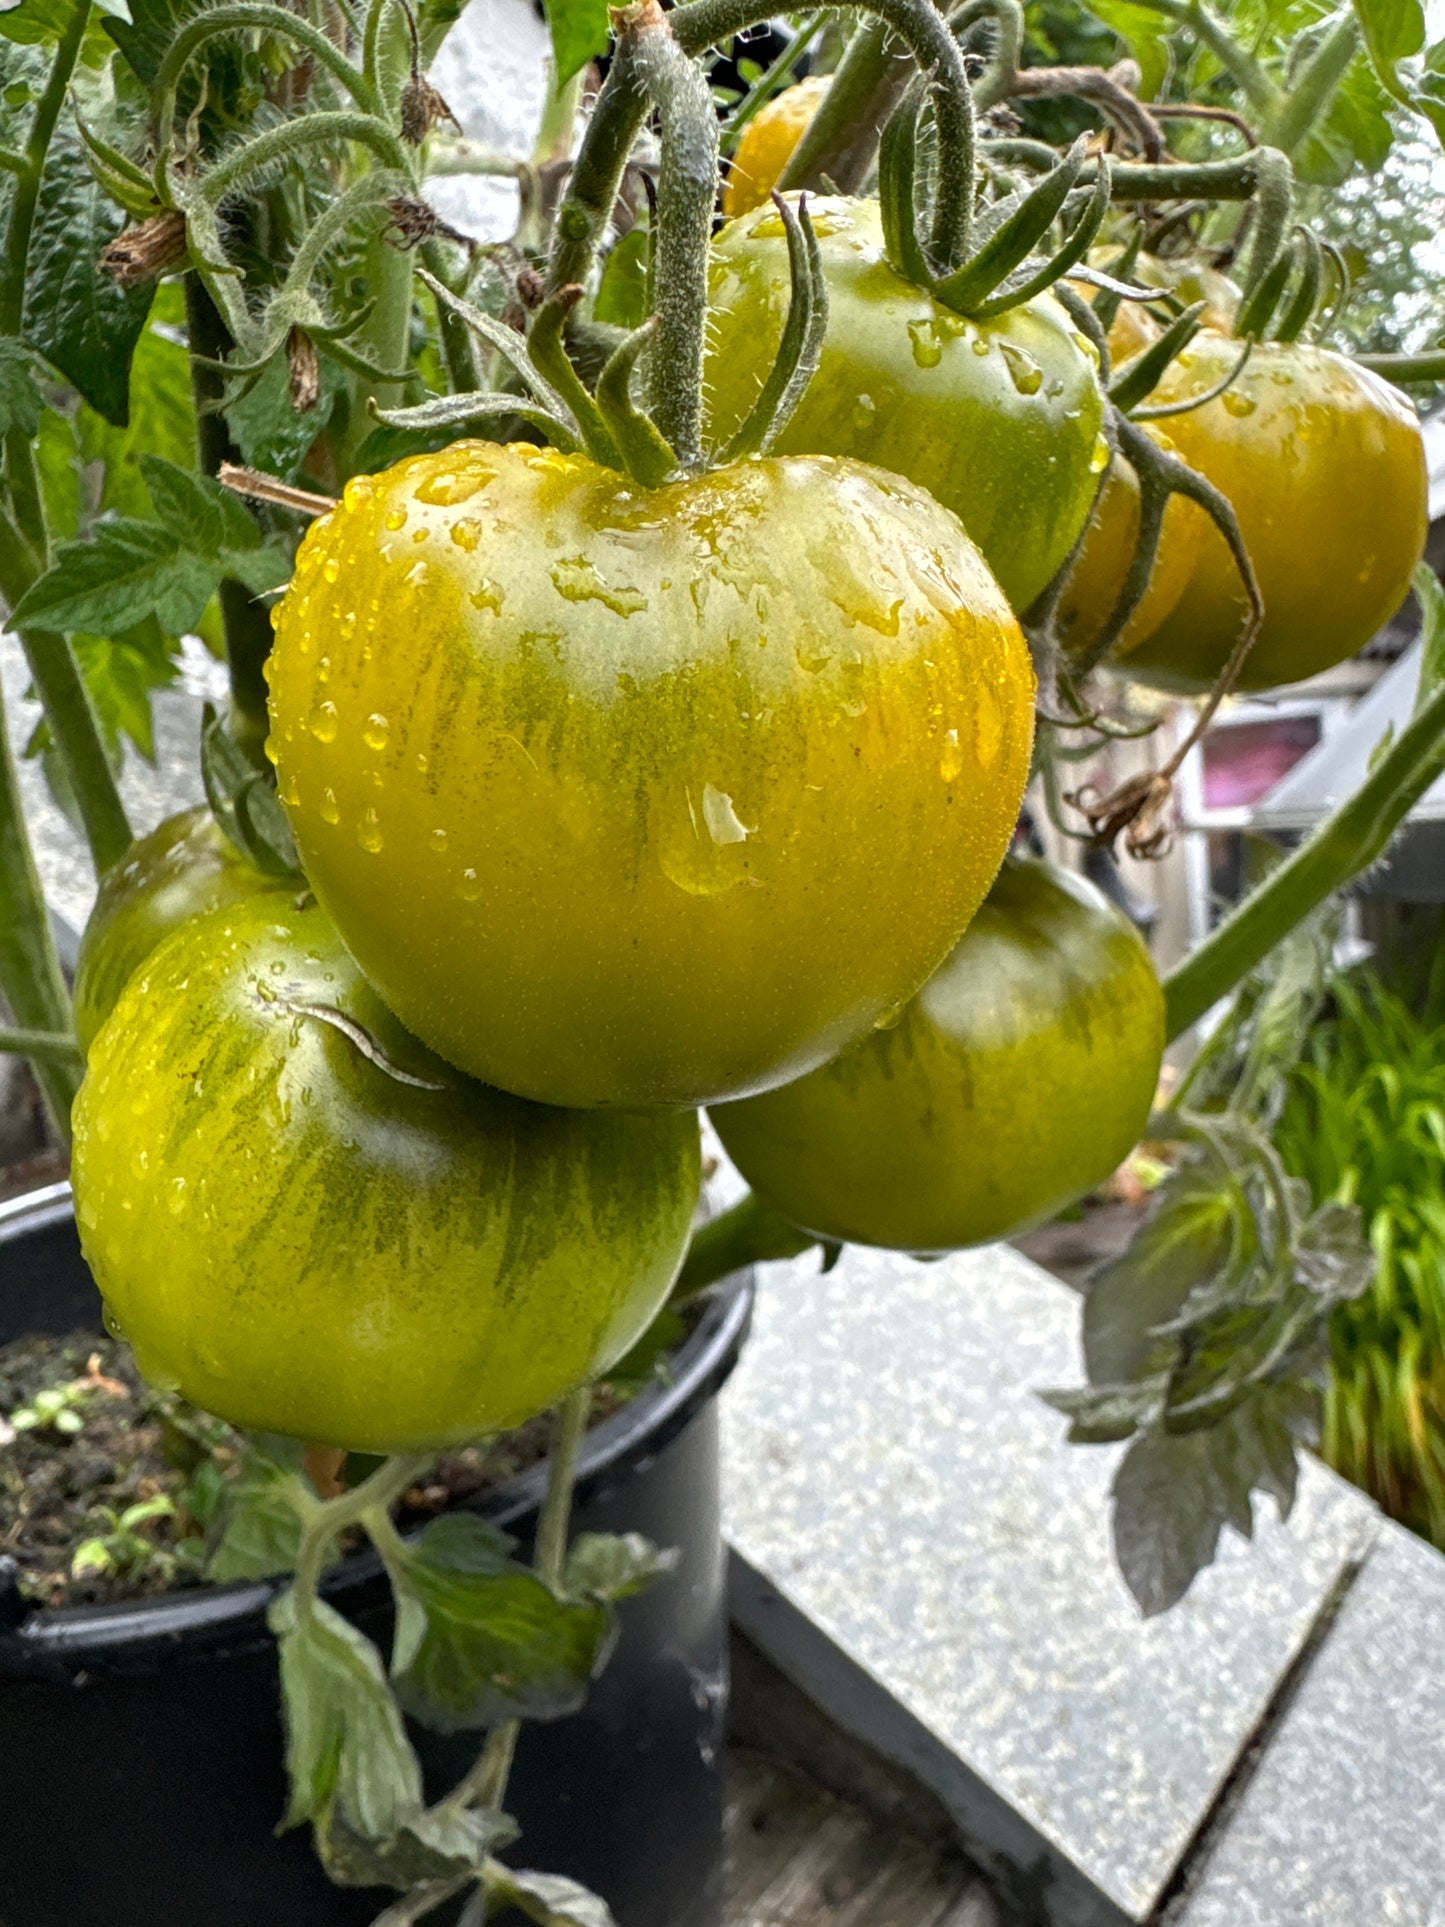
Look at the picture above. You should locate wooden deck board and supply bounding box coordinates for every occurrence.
[727,1748,1003,1927]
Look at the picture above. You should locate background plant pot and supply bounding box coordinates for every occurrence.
[0,1184,750,1927]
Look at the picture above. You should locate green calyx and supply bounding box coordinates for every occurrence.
[879,91,1110,320]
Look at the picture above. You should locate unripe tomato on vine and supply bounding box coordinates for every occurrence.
[73,898,701,1452]
[267,441,1034,1110]
[711,857,1165,1252]
[723,76,830,218]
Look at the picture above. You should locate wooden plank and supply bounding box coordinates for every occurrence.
[728,1749,1003,1927]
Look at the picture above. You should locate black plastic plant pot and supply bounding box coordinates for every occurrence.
[0,1183,751,1927]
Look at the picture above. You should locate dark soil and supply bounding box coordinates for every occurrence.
[0,1323,657,1614]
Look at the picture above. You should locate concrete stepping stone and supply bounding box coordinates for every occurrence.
[721,1242,1382,1925]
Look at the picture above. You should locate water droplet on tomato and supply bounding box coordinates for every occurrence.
[431,828,448,852]
[264,733,278,765]
[470,581,504,615]
[384,508,408,531]
[907,319,943,369]
[451,518,482,552]
[309,701,338,743]
[1222,389,1257,417]
[456,867,483,902]
[999,341,1043,395]
[939,727,963,782]
[323,557,340,583]
[363,714,390,750]
[321,787,340,825]
[357,809,384,853]
[102,1303,126,1341]
[1089,435,1110,474]
[166,1177,188,1217]
[851,393,877,429]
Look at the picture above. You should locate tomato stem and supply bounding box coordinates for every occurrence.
[1164,580,1445,1039]
[674,1191,819,1299]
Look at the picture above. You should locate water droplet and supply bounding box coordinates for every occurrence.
[357,808,384,853]
[796,640,831,673]
[1089,434,1110,474]
[411,526,430,544]
[470,581,504,615]
[702,784,754,845]
[451,518,482,552]
[873,1000,907,1032]
[321,787,340,825]
[550,554,648,616]
[166,1176,188,1218]
[309,700,338,743]
[456,867,483,902]
[999,340,1043,395]
[907,319,943,369]
[384,508,408,531]
[102,1303,126,1341]
[1222,389,1257,418]
[363,713,390,750]
[323,557,340,583]
[939,727,963,782]
[416,751,430,773]
[974,684,1003,770]
[263,733,279,765]
[971,336,991,357]
[851,393,877,430]
[317,655,331,685]
[344,475,374,509]
[430,828,448,853]
[415,468,489,507]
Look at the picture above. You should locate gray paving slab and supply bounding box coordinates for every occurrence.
[721,1242,1381,1926]
[1175,1523,1445,1927]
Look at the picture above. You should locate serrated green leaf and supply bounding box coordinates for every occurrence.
[206,1434,310,1583]
[78,288,198,521]
[10,517,218,634]
[1082,0,1173,96]
[563,1532,678,1603]
[318,1802,514,1891]
[0,337,41,437]
[543,0,610,85]
[220,542,291,595]
[223,351,342,487]
[498,1868,618,1927]
[0,0,83,45]
[389,1514,614,1735]
[1111,1430,1230,1615]
[269,1589,422,1841]
[22,128,156,426]
[139,452,228,553]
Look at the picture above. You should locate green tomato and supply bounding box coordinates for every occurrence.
[73,807,285,1053]
[704,196,1108,612]
[72,897,700,1452]
[267,442,1035,1111]
[711,857,1164,1251]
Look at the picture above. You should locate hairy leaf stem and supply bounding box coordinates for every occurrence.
[628,1,718,466]
[153,5,379,155]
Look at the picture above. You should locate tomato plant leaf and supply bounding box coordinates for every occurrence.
[206,1433,310,1583]
[22,129,156,427]
[1082,0,1173,97]
[563,1532,678,1603]
[269,1589,424,1842]
[497,1868,618,1927]
[224,352,343,487]
[200,701,303,877]
[77,289,198,522]
[389,1514,614,1735]
[0,0,83,45]
[543,0,610,86]
[0,338,42,438]
[318,1803,514,1891]
[8,517,216,633]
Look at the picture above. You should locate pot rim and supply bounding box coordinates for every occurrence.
[0,1182,752,1661]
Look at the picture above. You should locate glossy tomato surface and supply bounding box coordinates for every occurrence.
[72,898,700,1452]
[73,807,283,1052]
[722,76,829,217]
[268,442,1035,1110]
[705,197,1107,612]
[1120,336,1427,692]
[712,856,1164,1250]
[1056,434,1204,661]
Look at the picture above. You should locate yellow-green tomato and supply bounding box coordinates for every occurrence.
[722,76,829,217]
[72,898,700,1452]
[704,196,1108,612]
[267,442,1035,1111]
[73,808,284,1052]
[711,857,1164,1251]
[1120,337,1428,692]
